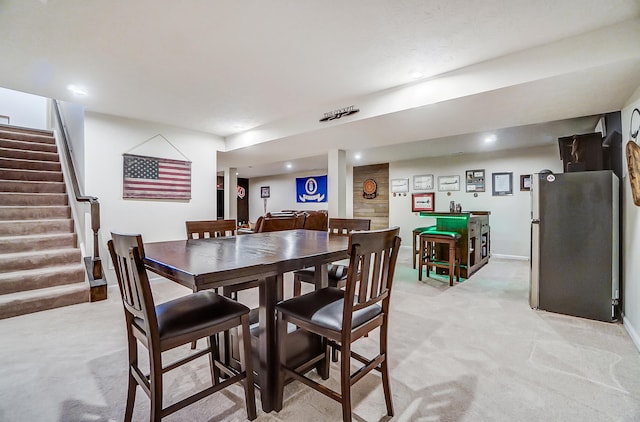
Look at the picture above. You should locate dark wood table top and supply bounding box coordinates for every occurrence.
[144,229,349,290]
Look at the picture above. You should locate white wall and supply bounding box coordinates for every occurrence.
[248,170,331,221]
[83,112,224,270]
[389,145,563,258]
[57,101,87,186]
[621,85,640,351]
[0,87,48,129]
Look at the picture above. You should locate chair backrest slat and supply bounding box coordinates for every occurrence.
[186,219,236,239]
[108,233,158,333]
[258,216,298,232]
[328,218,370,236]
[344,227,401,315]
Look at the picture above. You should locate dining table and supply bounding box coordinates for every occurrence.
[143,229,349,413]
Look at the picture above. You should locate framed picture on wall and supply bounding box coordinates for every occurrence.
[520,174,532,191]
[413,174,434,191]
[390,178,410,193]
[465,169,485,192]
[492,172,513,196]
[412,193,435,212]
[260,186,270,198]
[438,175,460,191]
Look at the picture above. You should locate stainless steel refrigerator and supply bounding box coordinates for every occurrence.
[530,170,619,322]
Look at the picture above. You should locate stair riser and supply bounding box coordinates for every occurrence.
[0,147,59,163]
[0,267,85,295]
[0,207,70,221]
[0,128,55,144]
[0,168,63,182]
[0,287,90,320]
[0,193,68,206]
[0,180,66,193]
[0,249,81,273]
[0,157,61,171]
[0,219,73,236]
[0,138,57,153]
[0,234,77,253]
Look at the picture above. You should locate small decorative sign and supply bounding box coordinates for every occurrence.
[363,178,377,199]
[236,185,246,199]
[261,186,270,198]
[319,105,359,122]
[296,175,327,202]
[520,174,532,191]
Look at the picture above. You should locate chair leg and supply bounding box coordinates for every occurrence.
[293,278,302,297]
[207,335,221,385]
[124,336,138,422]
[149,349,163,422]
[418,239,424,281]
[380,319,394,417]
[275,312,288,412]
[340,342,352,422]
[456,246,461,282]
[238,314,257,420]
[448,243,455,286]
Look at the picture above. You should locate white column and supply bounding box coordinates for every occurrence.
[327,149,346,217]
[223,167,237,220]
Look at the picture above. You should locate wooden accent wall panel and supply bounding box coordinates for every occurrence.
[353,163,389,230]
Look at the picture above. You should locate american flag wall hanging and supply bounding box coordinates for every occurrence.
[123,153,191,200]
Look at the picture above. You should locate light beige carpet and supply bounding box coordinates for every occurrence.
[0,249,639,421]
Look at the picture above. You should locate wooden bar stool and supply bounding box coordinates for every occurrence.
[412,225,437,269]
[418,230,461,286]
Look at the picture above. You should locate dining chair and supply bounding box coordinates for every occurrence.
[185,219,236,238]
[108,232,256,421]
[292,218,371,296]
[186,220,260,300]
[302,210,328,231]
[257,216,298,232]
[275,227,401,422]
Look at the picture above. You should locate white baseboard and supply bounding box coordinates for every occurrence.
[491,254,529,261]
[623,313,640,353]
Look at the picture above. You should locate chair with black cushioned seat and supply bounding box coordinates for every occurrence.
[292,218,371,297]
[108,232,256,422]
[418,230,461,286]
[275,227,401,422]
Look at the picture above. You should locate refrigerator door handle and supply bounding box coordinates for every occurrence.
[532,219,540,224]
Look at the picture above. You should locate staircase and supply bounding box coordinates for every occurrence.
[0,125,91,319]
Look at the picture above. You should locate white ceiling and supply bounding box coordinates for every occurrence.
[1,1,639,178]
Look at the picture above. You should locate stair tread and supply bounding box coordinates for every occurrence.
[0,233,75,240]
[0,217,72,223]
[0,263,84,280]
[0,179,65,184]
[0,248,80,260]
[0,283,88,303]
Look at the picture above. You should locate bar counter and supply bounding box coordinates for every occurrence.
[419,211,491,278]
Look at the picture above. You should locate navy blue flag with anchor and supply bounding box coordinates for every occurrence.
[296,175,327,202]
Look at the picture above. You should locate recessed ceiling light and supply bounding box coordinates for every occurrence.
[286,163,292,169]
[484,134,497,143]
[354,153,361,160]
[410,70,424,79]
[67,84,87,96]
